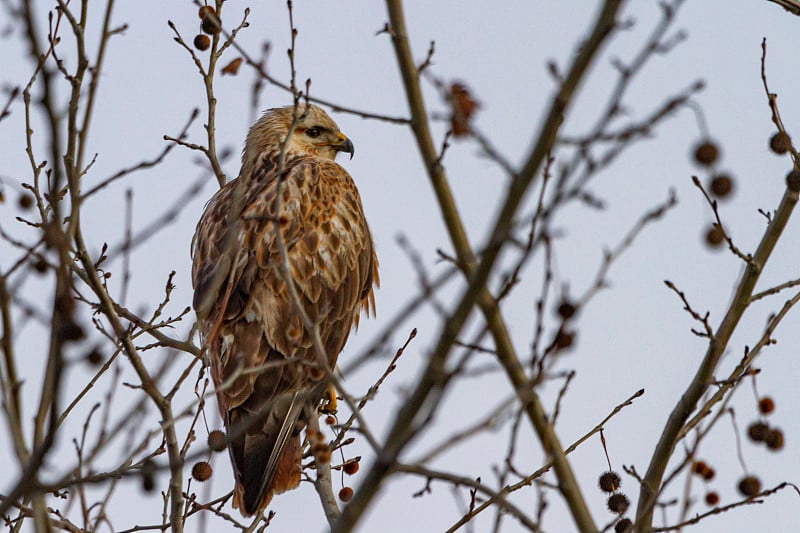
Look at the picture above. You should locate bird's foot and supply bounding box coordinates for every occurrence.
[320,385,337,414]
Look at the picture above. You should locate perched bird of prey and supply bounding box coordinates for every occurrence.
[191,104,377,516]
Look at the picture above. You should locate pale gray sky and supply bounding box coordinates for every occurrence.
[1,1,799,532]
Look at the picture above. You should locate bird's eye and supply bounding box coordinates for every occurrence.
[306,128,321,138]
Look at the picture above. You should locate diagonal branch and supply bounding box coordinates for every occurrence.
[765,0,800,16]
[333,2,625,532]
[634,46,800,529]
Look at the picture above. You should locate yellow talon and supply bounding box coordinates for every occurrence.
[321,385,337,414]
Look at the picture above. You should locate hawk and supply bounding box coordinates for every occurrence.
[191,104,377,516]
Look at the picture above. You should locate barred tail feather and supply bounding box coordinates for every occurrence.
[230,392,303,516]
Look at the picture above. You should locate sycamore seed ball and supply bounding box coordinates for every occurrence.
[769,131,791,154]
[18,194,34,210]
[198,6,215,19]
[339,487,354,502]
[192,461,212,482]
[747,421,769,443]
[786,170,800,192]
[709,174,734,199]
[598,471,621,493]
[765,428,784,451]
[202,16,220,35]
[615,518,633,533]
[758,396,775,415]
[607,493,630,514]
[738,475,761,497]
[343,460,360,475]
[208,430,227,452]
[705,491,719,506]
[194,34,211,51]
[693,141,719,166]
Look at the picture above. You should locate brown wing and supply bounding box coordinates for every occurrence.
[191,154,376,516]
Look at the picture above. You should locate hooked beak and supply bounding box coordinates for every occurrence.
[335,132,355,160]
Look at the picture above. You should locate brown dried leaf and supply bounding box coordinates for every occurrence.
[222,57,243,76]
[449,82,479,137]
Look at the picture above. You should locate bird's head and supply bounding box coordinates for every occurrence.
[243,104,354,170]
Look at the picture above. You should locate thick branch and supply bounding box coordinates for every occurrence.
[635,188,799,530]
[635,45,800,531]
[333,2,624,532]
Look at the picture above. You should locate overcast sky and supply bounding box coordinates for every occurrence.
[2,1,800,532]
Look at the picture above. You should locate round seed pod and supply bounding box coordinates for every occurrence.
[85,348,104,366]
[192,461,212,482]
[615,518,633,533]
[786,170,800,192]
[198,6,215,19]
[704,224,724,248]
[598,471,621,493]
[738,475,761,497]
[758,396,775,415]
[769,131,791,154]
[692,460,714,481]
[557,300,577,320]
[343,460,359,475]
[607,493,630,514]
[693,141,719,166]
[747,421,769,443]
[18,194,34,210]
[709,174,734,199]
[202,15,220,35]
[765,428,784,451]
[208,430,227,452]
[194,34,211,51]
